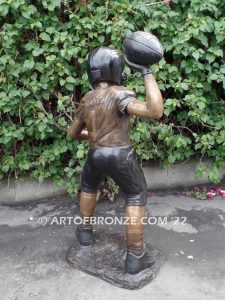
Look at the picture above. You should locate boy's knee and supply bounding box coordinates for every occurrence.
[125,190,147,206]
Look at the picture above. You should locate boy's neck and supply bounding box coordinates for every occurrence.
[96,82,112,89]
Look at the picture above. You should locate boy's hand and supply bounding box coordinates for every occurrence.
[125,57,152,76]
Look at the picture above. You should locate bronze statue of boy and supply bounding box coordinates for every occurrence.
[68,46,163,274]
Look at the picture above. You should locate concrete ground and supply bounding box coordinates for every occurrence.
[0,193,225,300]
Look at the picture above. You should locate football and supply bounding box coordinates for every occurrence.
[123,31,163,66]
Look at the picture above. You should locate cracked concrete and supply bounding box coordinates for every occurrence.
[0,194,225,299]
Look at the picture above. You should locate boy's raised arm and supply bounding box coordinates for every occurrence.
[126,59,163,119]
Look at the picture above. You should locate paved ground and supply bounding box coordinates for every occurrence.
[0,193,225,300]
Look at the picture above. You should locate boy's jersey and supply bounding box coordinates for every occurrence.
[77,85,136,147]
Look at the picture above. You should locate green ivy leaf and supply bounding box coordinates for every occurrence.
[39,32,51,42]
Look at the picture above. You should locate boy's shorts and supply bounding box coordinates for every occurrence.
[81,146,147,206]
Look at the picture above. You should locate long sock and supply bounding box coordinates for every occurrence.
[79,191,97,229]
[125,206,145,256]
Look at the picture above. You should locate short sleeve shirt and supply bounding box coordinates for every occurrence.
[78,85,136,147]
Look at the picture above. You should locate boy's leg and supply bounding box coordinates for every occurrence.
[110,148,155,273]
[125,204,155,274]
[77,152,103,246]
[76,191,98,246]
[80,191,98,228]
[125,206,145,256]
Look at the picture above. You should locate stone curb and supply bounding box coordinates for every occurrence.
[0,178,65,205]
[142,159,225,189]
[0,159,224,205]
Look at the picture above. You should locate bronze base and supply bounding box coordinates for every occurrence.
[66,229,166,290]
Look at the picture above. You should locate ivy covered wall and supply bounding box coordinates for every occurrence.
[0,0,224,195]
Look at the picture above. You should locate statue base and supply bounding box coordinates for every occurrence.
[66,229,166,290]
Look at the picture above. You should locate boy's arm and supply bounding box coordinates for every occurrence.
[67,120,89,140]
[67,107,89,140]
[126,60,163,119]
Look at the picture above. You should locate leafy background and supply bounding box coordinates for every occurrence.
[0,0,225,196]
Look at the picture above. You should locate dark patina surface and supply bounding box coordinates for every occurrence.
[66,229,166,290]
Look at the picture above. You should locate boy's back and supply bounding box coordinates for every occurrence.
[80,84,135,147]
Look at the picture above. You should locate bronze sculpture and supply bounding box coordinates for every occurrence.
[68,44,163,275]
